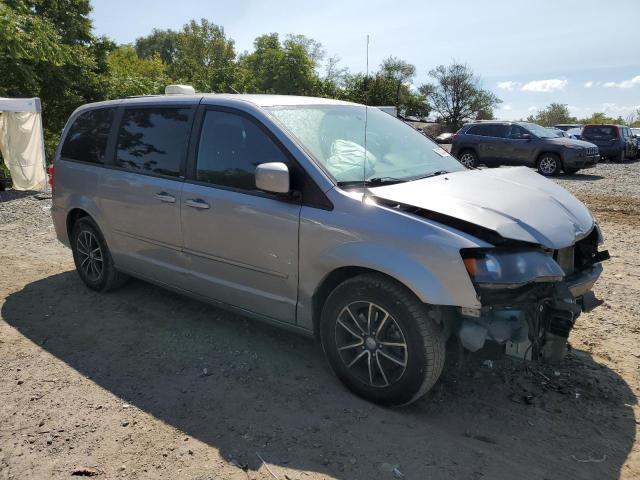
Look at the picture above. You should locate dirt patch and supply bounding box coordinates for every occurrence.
[1,163,639,479]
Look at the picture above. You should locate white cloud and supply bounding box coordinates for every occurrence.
[603,75,640,89]
[497,81,521,91]
[602,103,640,116]
[527,106,538,112]
[584,81,594,88]
[521,79,568,92]
[501,104,513,111]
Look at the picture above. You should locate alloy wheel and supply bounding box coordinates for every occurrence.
[539,156,557,175]
[334,301,408,388]
[459,153,475,167]
[76,230,103,281]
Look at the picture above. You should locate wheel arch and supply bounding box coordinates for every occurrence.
[311,266,392,339]
[457,146,478,158]
[536,150,563,163]
[66,208,93,241]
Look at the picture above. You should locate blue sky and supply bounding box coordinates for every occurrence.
[91,0,640,120]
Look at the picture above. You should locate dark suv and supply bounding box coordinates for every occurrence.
[451,121,600,176]
[581,124,637,162]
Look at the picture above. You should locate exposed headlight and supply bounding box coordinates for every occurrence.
[461,249,564,288]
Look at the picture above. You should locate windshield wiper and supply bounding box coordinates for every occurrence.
[410,170,450,181]
[337,177,406,187]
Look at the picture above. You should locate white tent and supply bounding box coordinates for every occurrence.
[0,97,47,191]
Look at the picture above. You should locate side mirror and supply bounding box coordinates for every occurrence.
[255,162,290,194]
[522,133,532,141]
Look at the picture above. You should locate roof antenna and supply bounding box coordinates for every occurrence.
[362,34,370,203]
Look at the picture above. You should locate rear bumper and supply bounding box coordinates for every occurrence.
[51,204,70,247]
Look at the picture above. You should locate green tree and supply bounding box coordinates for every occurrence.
[0,0,113,159]
[577,112,624,125]
[135,28,179,64]
[170,19,237,93]
[419,62,501,129]
[338,58,429,117]
[104,46,170,98]
[239,33,321,95]
[526,103,576,126]
[380,56,416,110]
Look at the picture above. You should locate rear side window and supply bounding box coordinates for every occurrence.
[61,108,114,164]
[116,107,191,178]
[195,110,289,191]
[466,124,508,138]
[582,126,618,140]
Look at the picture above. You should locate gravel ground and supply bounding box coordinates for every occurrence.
[0,161,639,480]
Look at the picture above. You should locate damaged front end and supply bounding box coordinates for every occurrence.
[457,226,609,363]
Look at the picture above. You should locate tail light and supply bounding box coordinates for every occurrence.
[47,164,54,189]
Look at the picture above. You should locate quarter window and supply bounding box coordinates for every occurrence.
[61,108,114,164]
[196,110,289,190]
[116,107,191,177]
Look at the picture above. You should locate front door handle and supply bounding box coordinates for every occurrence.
[185,198,210,210]
[155,192,176,203]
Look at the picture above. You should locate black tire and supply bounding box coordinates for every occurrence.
[320,273,445,406]
[611,150,625,163]
[457,150,477,168]
[564,167,580,175]
[71,217,128,292]
[536,153,560,176]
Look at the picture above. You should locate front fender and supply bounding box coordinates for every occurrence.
[321,241,475,308]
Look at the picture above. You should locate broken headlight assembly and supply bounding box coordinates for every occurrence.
[461,249,565,289]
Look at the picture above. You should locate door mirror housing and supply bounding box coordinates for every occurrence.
[255,162,290,194]
[521,133,533,141]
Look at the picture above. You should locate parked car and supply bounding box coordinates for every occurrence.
[632,128,640,158]
[435,132,454,144]
[566,127,583,140]
[581,124,637,162]
[50,90,608,406]
[451,121,600,176]
[549,127,569,138]
[554,124,583,132]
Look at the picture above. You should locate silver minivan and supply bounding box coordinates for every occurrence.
[51,89,608,406]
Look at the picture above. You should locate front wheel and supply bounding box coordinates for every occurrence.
[320,274,445,406]
[537,154,560,176]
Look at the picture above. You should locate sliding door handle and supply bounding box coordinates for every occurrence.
[185,198,210,210]
[155,192,176,203]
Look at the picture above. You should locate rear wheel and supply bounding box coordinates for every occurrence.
[537,154,560,176]
[320,274,445,406]
[458,150,477,168]
[71,217,128,292]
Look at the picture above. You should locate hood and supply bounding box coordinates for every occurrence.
[369,167,594,249]
[544,137,596,148]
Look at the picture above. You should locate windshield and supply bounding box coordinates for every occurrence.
[266,105,466,184]
[521,122,558,139]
